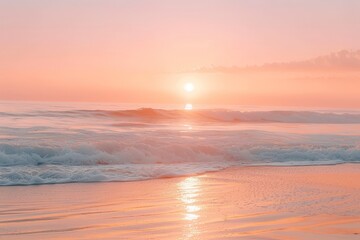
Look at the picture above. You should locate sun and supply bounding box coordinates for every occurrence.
[184,83,194,92]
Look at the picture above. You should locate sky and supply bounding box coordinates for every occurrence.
[0,0,360,108]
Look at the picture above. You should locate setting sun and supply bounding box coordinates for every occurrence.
[184,83,194,92]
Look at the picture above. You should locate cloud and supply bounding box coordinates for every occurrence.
[192,50,360,73]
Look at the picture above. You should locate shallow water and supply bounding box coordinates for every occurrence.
[0,101,360,185]
[0,165,359,239]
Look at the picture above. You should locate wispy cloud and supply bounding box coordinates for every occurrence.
[191,50,360,73]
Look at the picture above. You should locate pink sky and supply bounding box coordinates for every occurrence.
[0,0,360,108]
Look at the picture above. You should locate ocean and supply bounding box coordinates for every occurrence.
[1,101,360,186]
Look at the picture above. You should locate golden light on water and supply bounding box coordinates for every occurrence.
[177,176,201,238]
[178,177,201,220]
[178,176,203,240]
[183,124,193,130]
[184,103,193,110]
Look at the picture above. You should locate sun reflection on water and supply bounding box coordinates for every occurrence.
[183,124,193,130]
[178,176,202,238]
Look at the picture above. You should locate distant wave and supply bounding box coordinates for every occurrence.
[2,108,360,123]
[61,109,360,123]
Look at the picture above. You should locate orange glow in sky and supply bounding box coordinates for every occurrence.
[184,83,194,92]
[0,1,360,108]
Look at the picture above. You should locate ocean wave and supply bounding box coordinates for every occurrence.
[1,140,359,185]
[1,105,360,185]
[2,108,360,123]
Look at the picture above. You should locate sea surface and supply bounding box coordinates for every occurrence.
[0,101,360,186]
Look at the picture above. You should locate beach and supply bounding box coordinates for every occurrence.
[2,1,360,239]
[1,164,359,240]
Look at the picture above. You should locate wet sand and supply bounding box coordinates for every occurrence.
[1,164,360,239]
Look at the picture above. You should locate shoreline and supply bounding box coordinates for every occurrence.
[1,162,360,187]
[1,164,360,239]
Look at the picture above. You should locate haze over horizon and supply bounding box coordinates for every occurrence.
[1,0,360,108]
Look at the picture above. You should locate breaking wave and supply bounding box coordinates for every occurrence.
[1,132,360,185]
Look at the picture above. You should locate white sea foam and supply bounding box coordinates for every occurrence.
[0,131,359,185]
